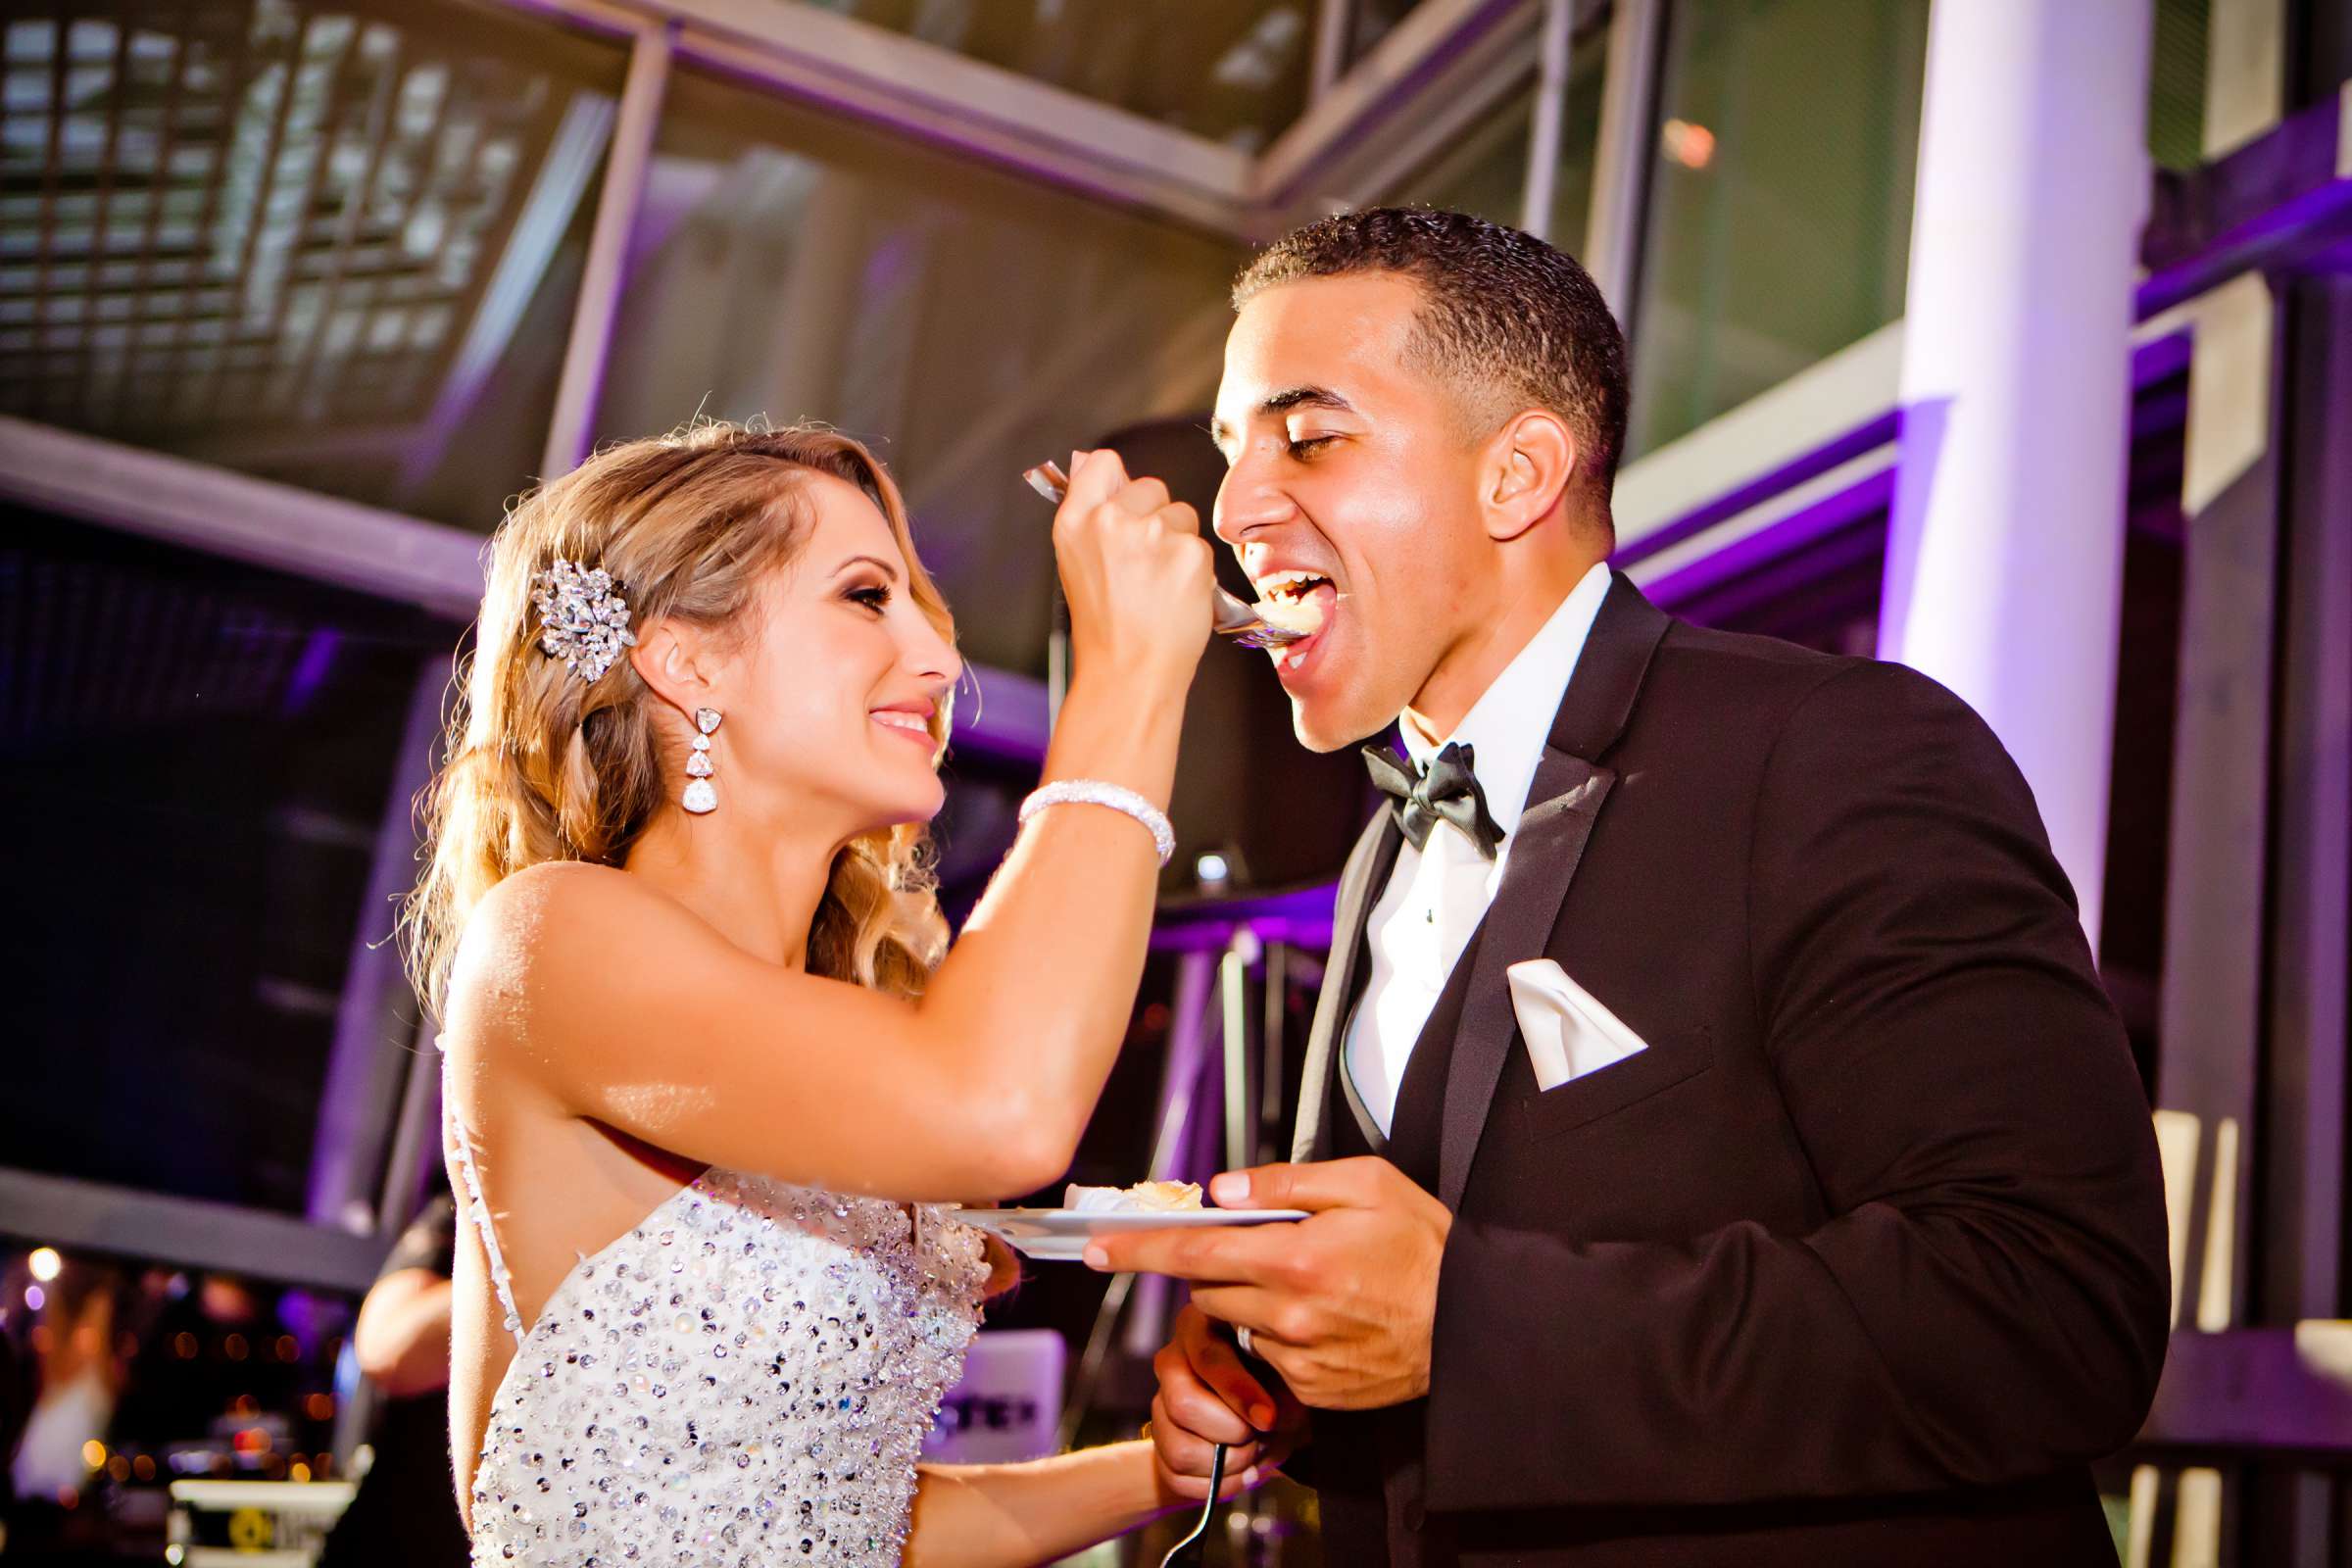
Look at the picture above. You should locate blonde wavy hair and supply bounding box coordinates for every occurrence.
[403,420,956,1020]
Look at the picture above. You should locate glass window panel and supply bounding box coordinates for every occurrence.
[1385,25,1599,251]
[1392,83,1535,227]
[806,1,1315,151]
[1348,0,1425,68]
[590,66,1245,677]
[1628,0,1930,457]
[1543,30,1608,257]
[2147,0,2210,172]
[0,0,628,532]
[0,508,463,1215]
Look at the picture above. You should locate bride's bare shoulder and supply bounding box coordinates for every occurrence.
[447,863,707,1036]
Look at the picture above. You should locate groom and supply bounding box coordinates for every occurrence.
[1085,209,2172,1564]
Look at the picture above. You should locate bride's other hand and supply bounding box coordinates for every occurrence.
[1149,1304,1307,1500]
[1053,448,1214,694]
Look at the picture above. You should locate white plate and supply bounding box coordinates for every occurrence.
[958,1206,1309,1261]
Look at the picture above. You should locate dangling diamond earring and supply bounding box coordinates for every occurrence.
[682,708,721,814]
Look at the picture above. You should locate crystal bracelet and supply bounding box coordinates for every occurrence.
[1017,780,1176,867]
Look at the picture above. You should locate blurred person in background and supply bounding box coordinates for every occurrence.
[1122,208,2171,1565]
[2,1257,129,1557]
[405,422,1250,1566]
[0,1312,24,1510]
[316,1190,468,1568]
[8,1260,124,1505]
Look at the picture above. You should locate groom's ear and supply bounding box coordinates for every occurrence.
[1477,409,1579,544]
[628,618,720,717]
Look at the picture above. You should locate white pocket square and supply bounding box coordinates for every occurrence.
[1505,958,1651,1092]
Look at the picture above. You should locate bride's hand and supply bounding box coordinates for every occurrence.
[1148,1305,1305,1501]
[1053,448,1214,693]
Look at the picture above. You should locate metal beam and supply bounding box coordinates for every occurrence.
[1610,318,1905,562]
[1059,949,1221,1446]
[304,661,448,1236]
[1625,448,1895,608]
[402,88,618,495]
[495,0,1253,234]
[2156,269,2282,1354]
[2139,81,2352,318]
[2261,274,2352,1328]
[1613,312,2197,614]
[1518,0,1576,240]
[0,414,486,619]
[1581,0,1662,318]
[2142,10,2294,1548]
[2258,269,2352,1567]
[374,1015,445,1239]
[542,20,672,479]
[1309,0,1351,100]
[0,1167,389,1294]
[0,416,1054,760]
[1122,950,1223,1361]
[1254,0,1539,209]
[2138,1326,2352,1458]
[1278,18,1543,229]
[1221,928,1261,1175]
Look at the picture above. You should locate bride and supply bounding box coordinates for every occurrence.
[403,422,1238,1565]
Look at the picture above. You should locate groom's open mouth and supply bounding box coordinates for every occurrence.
[1250,568,1339,676]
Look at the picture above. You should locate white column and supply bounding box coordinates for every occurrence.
[1878,0,2153,950]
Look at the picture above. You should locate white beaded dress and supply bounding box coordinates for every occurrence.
[441,1051,989,1566]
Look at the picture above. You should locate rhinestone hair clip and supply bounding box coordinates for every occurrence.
[531,559,638,682]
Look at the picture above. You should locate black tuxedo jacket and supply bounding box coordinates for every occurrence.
[1279,575,2170,1567]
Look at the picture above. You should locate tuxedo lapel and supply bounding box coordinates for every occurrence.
[1292,807,1403,1162]
[1436,574,1672,1210]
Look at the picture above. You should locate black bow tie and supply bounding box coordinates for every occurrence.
[1362,740,1502,859]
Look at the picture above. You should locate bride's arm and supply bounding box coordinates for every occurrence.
[446,452,1213,1202]
[905,1441,1251,1568]
[451,677,1175,1202]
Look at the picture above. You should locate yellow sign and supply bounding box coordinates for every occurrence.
[226,1507,274,1551]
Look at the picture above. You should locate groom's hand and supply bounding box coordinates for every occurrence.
[1088,1157,1452,1410]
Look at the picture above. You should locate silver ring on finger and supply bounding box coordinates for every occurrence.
[1234,1324,1255,1358]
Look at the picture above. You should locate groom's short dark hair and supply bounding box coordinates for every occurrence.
[1233,206,1630,505]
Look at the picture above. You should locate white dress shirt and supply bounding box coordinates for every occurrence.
[1344,562,1613,1137]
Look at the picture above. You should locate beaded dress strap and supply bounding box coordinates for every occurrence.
[437,1044,527,1350]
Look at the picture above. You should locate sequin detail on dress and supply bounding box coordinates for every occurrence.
[443,1060,986,1566]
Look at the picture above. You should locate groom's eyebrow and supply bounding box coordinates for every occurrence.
[1262,385,1354,416]
[1209,385,1357,453]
